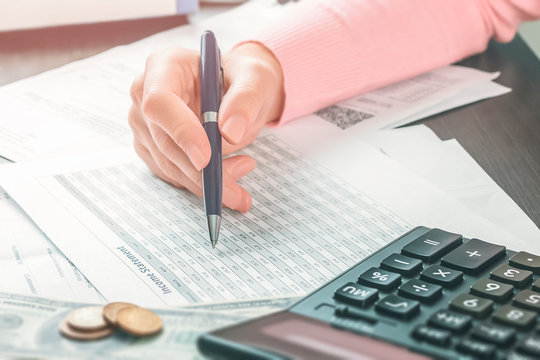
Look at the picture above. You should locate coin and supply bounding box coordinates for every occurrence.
[67,306,108,331]
[59,318,114,341]
[103,302,137,326]
[116,306,162,336]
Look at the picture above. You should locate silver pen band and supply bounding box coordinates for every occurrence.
[203,111,218,123]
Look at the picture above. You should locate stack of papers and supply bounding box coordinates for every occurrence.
[0,0,538,357]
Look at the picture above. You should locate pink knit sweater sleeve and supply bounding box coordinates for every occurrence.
[252,0,540,124]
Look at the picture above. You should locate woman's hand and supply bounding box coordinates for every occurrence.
[128,42,284,212]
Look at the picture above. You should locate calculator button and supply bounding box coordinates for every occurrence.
[334,305,378,324]
[470,278,513,302]
[428,309,472,332]
[334,282,378,307]
[420,265,463,287]
[506,352,538,360]
[398,279,442,302]
[412,325,451,346]
[380,253,422,276]
[533,279,540,292]
[441,239,506,274]
[401,228,462,262]
[492,305,536,329]
[357,267,401,291]
[456,338,496,358]
[514,290,540,312]
[518,335,540,357]
[490,264,533,288]
[510,252,540,274]
[375,294,420,319]
[470,322,515,346]
[450,294,493,318]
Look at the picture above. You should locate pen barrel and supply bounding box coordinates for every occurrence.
[200,31,221,114]
[202,121,222,216]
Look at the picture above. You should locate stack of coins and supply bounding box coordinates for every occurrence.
[59,302,162,341]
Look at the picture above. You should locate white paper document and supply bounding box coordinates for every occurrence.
[314,66,510,131]
[2,132,530,306]
[1,137,412,305]
[358,125,540,242]
[0,187,103,303]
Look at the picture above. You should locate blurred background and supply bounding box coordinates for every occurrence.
[0,1,538,86]
[520,21,540,59]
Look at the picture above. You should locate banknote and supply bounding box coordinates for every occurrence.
[0,292,248,360]
[180,296,300,317]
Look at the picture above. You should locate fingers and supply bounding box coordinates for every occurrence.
[218,63,265,145]
[131,101,255,212]
[219,43,285,147]
[141,49,210,171]
[222,156,256,212]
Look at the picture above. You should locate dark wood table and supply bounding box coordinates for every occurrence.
[1,16,539,229]
[422,36,540,230]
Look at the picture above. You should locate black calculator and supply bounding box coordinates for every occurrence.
[198,226,540,360]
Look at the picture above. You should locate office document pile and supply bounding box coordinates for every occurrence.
[0,0,538,358]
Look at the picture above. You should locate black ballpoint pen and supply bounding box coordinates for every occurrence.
[200,30,223,249]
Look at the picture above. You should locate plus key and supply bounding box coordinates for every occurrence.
[441,239,506,274]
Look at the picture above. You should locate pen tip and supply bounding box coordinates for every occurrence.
[207,215,221,249]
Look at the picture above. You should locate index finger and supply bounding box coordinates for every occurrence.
[141,49,211,171]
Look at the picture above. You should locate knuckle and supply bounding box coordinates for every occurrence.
[153,127,171,152]
[129,75,144,104]
[127,105,140,130]
[141,89,166,118]
[156,156,175,178]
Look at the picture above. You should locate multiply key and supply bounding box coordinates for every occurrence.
[441,239,505,274]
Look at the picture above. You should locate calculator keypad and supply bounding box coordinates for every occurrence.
[401,228,462,262]
[375,294,420,319]
[470,278,513,302]
[510,252,540,273]
[420,264,463,287]
[333,282,378,307]
[491,264,533,287]
[398,279,442,302]
[470,322,515,345]
[319,228,540,359]
[441,238,506,274]
[380,253,422,275]
[357,267,401,291]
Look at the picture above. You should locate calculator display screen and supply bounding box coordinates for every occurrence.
[206,311,431,360]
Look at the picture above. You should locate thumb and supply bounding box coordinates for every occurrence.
[218,69,266,145]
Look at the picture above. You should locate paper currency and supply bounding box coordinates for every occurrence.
[0,292,247,360]
[180,296,301,317]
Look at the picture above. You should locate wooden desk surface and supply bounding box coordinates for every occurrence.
[423,36,540,230]
[1,17,539,229]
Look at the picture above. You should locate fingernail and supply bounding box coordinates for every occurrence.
[187,145,208,171]
[222,115,247,144]
[239,192,252,213]
[223,184,241,210]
